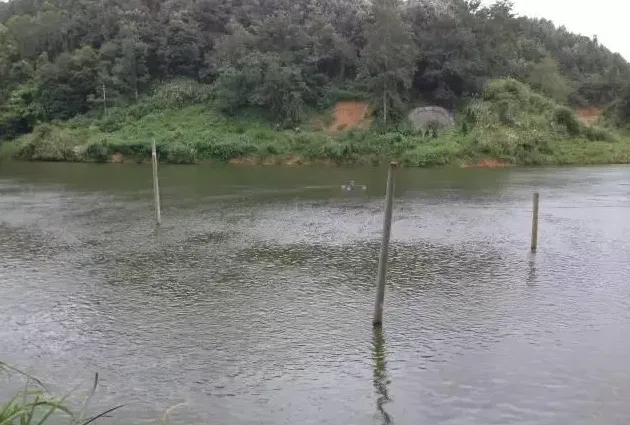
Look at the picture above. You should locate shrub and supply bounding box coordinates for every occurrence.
[584,125,617,142]
[250,129,274,141]
[400,141,462,167]
[257,143,279,156]
[195,137,256,161]
[496,100,517,126]
[463,102,482,127]
[151,79,214,110]
[162,142,198,164]
[257,140,290,156]
[320,82,370,108]
[114,140,150,158]
[17,125,83,161]
[322,141,352,161]
[554,106,582,136]
[85,140,110,163]
[96,113,124,132]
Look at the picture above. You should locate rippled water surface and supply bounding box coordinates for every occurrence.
[2,162,630,425]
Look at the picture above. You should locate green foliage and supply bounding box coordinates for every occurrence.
[401,139,463,166]
[0,0,629,167]
[467,127,551,164]
[113,32,150,101]
[214,52,307,126]
[519,22,629,107]
[584,125,616,142]
[527,57,571,104]
[359,0,417,127]
[320,83,371,108]
[605,84,630,129]
[1,0,628,143]
[37,46,101,121]
[459,78,614,164]
[196,138,257,162]
[0,361,124,425]
[161,141,198,164]
[17,124,84,161]
[3,76,630,168]
[111,140,150,158]
[151,79,214,110]
[85,140,110,163]
[468,79,560,153]
[553,106,582,136]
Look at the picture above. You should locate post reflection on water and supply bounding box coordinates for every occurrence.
[372,327,393,425]
[527,255,538,286]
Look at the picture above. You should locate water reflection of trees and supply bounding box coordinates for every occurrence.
[372,328,393,425]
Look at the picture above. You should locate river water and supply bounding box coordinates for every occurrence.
[1,162,630,425]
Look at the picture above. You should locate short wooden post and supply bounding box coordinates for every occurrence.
[151,140,162,226]
[531,192,539,253]
[373,162,397,327]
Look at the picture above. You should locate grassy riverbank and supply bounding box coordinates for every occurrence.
[2,79,629,167]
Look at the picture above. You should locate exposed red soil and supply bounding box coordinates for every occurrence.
[576,106,603,125]
[325,101,371,133]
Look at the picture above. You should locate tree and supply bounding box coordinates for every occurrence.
[527,57,571,104]
[113,29,149,100]
[607,83,630,128]
[0,24,18,99]
[1,0,630,134]
[157,1,203,78]
[36,46,100,120]
[409,1,484,108]
[0,82,40,138]
[360,0,417,127]
[5,14,38,58]
[215,51,307,126]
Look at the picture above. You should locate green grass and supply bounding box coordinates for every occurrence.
[3,78,630,167]
[0,362,201,425]
[0,361,123,425]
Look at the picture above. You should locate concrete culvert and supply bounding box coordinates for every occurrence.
[407,106,455,133]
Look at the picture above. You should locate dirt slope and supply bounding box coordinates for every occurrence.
[576,106,602,125]
[326,101,371,133]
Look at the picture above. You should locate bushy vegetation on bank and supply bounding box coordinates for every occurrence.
[3,78,630,167]
[1,0,630,148]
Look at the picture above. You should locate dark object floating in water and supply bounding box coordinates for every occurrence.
[340,180,367,191]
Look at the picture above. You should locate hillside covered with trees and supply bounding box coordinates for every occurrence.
[2,0,630,165]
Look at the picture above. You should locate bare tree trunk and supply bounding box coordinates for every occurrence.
[102,84,107,116]
[133,68,139,101]
[383,82,387,127]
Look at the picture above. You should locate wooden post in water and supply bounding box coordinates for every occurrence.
[151,139,162,226]
[531,192,539,253]
[373,161,397,327]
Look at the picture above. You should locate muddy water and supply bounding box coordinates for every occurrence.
[1,162,630,425]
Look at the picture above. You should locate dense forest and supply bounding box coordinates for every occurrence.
[1,0,630,165]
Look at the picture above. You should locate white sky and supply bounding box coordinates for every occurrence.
[502,0,629,61]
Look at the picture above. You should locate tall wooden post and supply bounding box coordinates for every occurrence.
[373,162,397,327]
[152,140,162,226]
